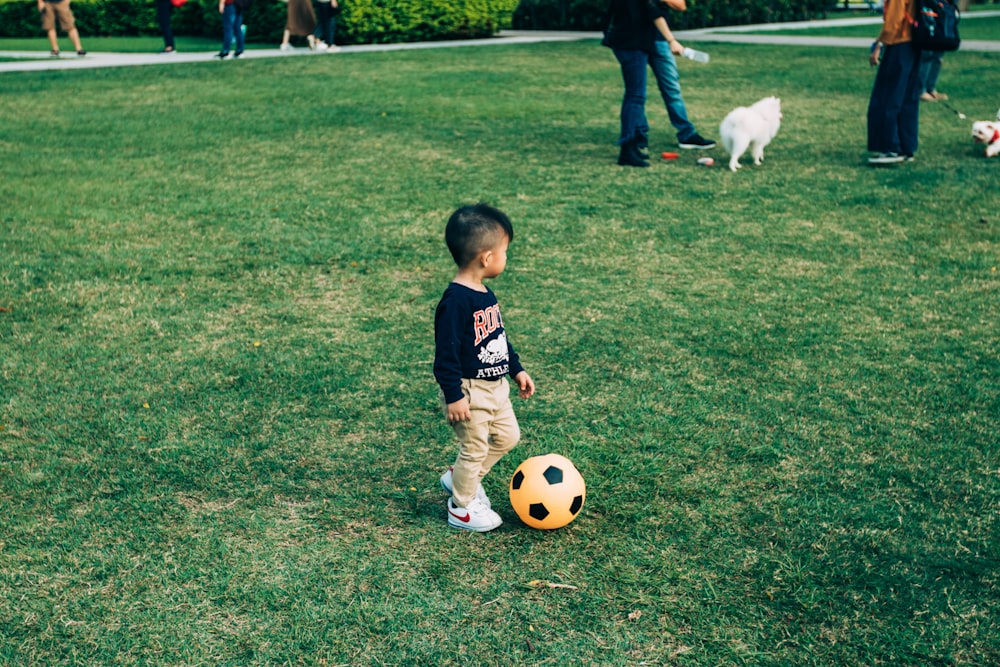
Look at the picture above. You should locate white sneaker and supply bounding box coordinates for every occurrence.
[448,497,502,532]
[440,467,490,508]
[326,45,341,53]
[279,43,291,51]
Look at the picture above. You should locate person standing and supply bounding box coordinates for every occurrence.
[434,204,535,532]
[602,0,714,167]
[37,0,85,57]
[866,0,922,164]
[156,0,177,53]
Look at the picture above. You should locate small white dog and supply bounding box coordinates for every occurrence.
[971,108,1000,157]
[719,96,782,172]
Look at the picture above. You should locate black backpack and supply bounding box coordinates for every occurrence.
[911,0,961,52]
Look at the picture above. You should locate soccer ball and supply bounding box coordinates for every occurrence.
[509,453,585,530]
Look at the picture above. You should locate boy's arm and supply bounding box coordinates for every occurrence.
[434,295,471,421]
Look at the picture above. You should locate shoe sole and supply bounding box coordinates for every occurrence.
[448,514,502,532]
[678,143,716,150]
[868,157,905,165]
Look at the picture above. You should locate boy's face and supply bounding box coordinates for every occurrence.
[481,234,509,279]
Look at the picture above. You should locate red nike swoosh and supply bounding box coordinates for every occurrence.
[449,509,471,522]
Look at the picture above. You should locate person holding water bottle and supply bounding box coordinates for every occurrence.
[603,0,715,167]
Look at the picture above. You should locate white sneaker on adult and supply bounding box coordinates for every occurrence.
[440,467,490,509]
[447,497,502,532]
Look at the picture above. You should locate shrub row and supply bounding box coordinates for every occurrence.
[0,0,519,44]
[512,0,838,31]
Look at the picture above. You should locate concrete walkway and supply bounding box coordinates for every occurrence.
[1,11,997,74]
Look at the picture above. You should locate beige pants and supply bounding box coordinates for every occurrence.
[448,377,520,507]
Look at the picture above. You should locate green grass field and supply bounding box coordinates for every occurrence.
[734,13,1000,39]
[1,38,998,665]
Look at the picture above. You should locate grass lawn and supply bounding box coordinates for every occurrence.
[0,36,258,54]
[730,13,1000,40]
[1,39,998,665]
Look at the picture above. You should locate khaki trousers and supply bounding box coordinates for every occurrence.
[448,377,520,507]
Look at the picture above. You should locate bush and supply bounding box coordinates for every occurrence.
[512,0,836,31]
[0,0,519,43]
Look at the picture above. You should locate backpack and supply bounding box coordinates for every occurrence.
[911,0,961,52]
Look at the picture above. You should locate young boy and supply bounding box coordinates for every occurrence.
[434,203,535,532]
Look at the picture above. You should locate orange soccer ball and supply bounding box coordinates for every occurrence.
[509,454,586,530]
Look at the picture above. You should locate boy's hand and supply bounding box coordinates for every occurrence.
[447,397,472,424]
[514,371,535,399]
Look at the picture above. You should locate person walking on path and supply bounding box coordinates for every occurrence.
[216,0,246,58]
[866,0,922,164]
[313,0,340,51]
[279,0,320,50]
[38,0,85,57]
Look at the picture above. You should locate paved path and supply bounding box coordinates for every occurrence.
[1,11,997,74]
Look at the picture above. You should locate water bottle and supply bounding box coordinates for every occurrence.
[682,47,710,64]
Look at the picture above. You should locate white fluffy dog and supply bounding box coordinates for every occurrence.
[971,108,1000,157]
[719,96,782,172]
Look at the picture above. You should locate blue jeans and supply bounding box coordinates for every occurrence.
[649,37,697,142]
[221,4,245,54]
[867,41,922,155]
[918,50,943,94]
[613,48,649,146]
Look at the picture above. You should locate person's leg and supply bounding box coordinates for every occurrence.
[314,2,330,43]
[68,27,83,52]
[648,37,697,141]
[478,378,521,481]
[220,4,234,54]
[925,51,944,95]
[613,48,649,147]
[157,0,175,50]
[40,4,59,53]
[234,7,244,53]
[867,43,915,154]
[897,42,923,156]
[449,383,494,509]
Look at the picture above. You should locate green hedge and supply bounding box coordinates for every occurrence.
[512,0,836,31]
[0,0,519,43]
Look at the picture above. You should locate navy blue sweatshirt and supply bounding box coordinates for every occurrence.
[434,282,525,405]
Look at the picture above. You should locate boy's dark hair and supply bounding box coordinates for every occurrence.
[445,203,514,267]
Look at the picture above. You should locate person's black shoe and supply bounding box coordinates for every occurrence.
[678,133,716,150]
[618,141,650,167]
